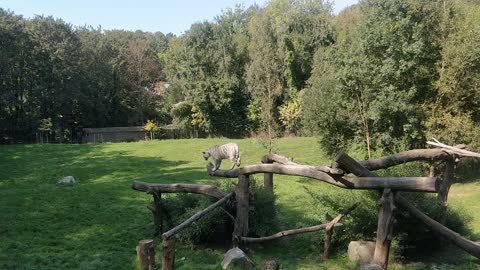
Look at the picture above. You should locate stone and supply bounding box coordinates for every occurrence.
[57,176,76,186]
[264,260,279,270]
[221,247,255,270]
[348,241,375,264]
[358,263,383,270]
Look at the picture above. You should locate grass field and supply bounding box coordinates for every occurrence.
[1,137,479,269]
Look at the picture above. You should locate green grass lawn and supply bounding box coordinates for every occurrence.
[1,137,479,269]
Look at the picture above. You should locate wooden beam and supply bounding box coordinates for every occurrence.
[372,189,396,269]
[233,175,250,246]
[132,181,226,199]
[162,192,233,240]
[437,157,455,209]
[396,196,480,258]
[136,239,155,270]
[152,192,162,236]
[208,163,437,192]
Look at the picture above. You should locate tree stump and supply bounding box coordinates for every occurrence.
[162,236,175,270]
[136,239,155,270]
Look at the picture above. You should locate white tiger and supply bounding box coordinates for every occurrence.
[202,142,241,171]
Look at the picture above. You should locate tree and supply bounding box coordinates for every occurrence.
[144,120,159,140]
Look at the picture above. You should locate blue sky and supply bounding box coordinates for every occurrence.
[0,0,358,35]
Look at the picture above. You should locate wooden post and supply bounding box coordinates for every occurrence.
[136,239,155,270]
[437,157,455,221]
[262,159,274,192]
[233,174,250,246]
[162,236,175,270]
[323,213,334,260]
[153,192,162,235]
[372,189,396,269]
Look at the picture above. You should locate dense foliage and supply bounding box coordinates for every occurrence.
[2,0,480,150]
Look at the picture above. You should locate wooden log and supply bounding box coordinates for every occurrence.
[262,153,344,174]
[396,196,480,259]
[161,236,175,270]
[261,153,296,165]
[240,223,342,243]
[162,192,234,240]
[372,189,396,269]
[152,192,162,235]
[208,163,437,192]
[136,239,155,270]
[323,202,359,259]
[132,181,226,199]
[356,149,451,171]
[233,175,250,246]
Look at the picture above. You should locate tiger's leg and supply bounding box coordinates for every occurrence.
[213,159,221,171]
[229,158,236,170]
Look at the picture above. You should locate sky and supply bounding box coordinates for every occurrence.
[0,0,358,36]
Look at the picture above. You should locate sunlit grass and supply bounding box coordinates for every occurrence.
[0,138,478,269]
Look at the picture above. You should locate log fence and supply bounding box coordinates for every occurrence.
[131,139,480,270]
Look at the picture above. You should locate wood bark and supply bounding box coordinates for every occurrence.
[396,196,480,259]
[372,189,396,269]
[233,175,250,246]
[323,203,359,259]
[262,153,296,165]
[162,193,233,240]
[208,163,436,192]
[136,239,155,270]
[427,139,480,158]
[132,181,226,199]
[161,236,175,270]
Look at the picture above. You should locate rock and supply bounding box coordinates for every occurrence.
[221,247,255,270]
[358,263,383,270]
[57,176,76,186]
[264,260,279,270]
[348,241,375,264]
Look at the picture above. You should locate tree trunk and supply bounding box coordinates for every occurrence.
[136,239,155,270]
[437,157,455,222]
[153,192,162,236]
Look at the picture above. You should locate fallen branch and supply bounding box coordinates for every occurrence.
[324,202,360,259]
[132,181,226,199]
[162,192,234,240]
[207,163,437,192]
[262,153,343,174]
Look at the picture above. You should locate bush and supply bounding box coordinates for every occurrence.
[159,177,278,247]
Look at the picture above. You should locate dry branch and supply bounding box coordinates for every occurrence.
[355,149,451,171]
[262,153,343,174]
[207,163,437,192]
[427,138,480,158]
[240,223,342,243]
[324,202,360,259]
[162,192,234,240]
[241,203,358,244]
[132,181,226,199]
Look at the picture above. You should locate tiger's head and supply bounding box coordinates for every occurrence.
[202,151,211,160]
